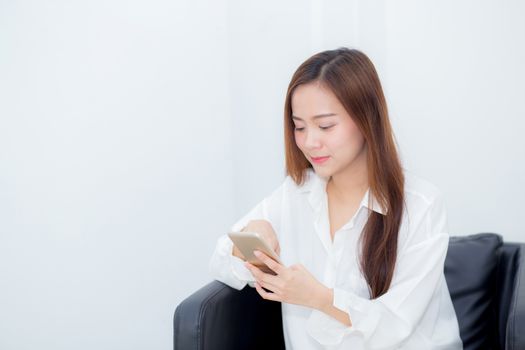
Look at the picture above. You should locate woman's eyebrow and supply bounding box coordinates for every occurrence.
[291,113,337,121]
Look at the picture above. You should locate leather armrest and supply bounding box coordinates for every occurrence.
[505,243,525,350]
[174,280,284,350]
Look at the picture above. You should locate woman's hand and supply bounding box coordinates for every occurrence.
[244,220,280,255]
[244,250,331,311]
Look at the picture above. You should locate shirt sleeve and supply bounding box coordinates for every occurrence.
[306,191,451,349]
[208,178,287,290]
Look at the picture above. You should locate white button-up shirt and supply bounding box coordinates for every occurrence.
[209,168,463,350]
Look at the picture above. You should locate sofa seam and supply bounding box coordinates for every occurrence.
[197,283,228,350]
[511,247,523,350]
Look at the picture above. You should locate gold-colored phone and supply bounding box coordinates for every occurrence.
[228,231,282,275]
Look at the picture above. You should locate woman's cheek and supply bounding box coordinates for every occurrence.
[294,133,304,148]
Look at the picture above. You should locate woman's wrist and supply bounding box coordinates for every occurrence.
[316,286,334,312]
[316,287,352,327]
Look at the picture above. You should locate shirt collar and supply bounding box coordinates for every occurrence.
[301,169,387,215]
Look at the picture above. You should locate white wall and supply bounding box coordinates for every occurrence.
[0,1,523,349]
[0,0,234,349]
[383,0,525,243]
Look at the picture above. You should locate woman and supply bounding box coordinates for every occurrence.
[209,47,463,349]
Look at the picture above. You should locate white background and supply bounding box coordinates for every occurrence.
[0,0,523,349]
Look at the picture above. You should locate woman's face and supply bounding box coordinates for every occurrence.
[291,82,367,179]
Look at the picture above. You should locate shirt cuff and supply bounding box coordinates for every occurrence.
[222,235,256,284]
[333,288,381,338]
[209,234,255,290]
[306,308,351,346]
[306,288,380,346]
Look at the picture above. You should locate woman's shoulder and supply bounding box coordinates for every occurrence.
[280,167,318,194]
[403,168,444,207]
[255,169,314,204]
[400,169,449,246]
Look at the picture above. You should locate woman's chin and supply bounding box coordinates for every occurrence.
[312,166,332,178]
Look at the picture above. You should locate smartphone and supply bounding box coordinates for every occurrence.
[228,231,282,275]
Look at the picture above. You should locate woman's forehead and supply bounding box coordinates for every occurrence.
[291,85,343,121]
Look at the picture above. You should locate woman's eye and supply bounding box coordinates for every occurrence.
[294,125,334,131]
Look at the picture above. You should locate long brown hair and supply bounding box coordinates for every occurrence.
[283,48,405,299]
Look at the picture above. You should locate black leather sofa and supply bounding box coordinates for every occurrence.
[174,233,525,350]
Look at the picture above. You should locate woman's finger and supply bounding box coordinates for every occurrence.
[245,263,283,292]
[253,250,285,275]
[254,282,281,302]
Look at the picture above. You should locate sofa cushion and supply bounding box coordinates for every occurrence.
[444,233,503,350]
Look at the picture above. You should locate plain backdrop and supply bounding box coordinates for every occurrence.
[0,0,523,349]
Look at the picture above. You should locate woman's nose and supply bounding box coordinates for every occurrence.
[304,129,322,149]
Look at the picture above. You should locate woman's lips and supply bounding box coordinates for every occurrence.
[311,156,330,164]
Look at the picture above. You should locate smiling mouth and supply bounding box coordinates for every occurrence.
[311,156,330,164]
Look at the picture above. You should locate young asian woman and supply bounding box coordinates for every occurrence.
[209,47,463,350]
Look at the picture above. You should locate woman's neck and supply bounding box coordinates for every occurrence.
[327,148,368,204]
